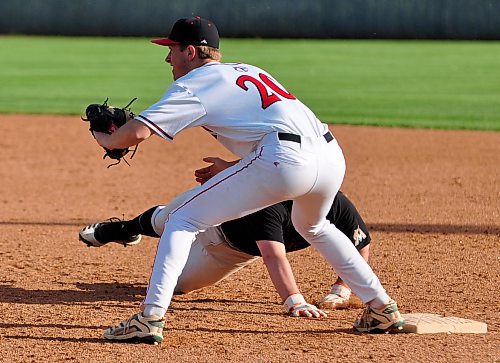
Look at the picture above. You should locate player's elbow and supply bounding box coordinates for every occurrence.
[260,251,279,264]
[106,120,152,149]
[257,240,287,263]
[130,120,152,141]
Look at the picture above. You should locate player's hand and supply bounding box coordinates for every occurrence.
[283,293,327,318]
[93,131,110,148]
[194,157,238,184]
[289,302,328,318]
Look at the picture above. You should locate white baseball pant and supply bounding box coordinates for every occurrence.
[144,131,390,315]
[174,227,259,294]
[150,191,259,294]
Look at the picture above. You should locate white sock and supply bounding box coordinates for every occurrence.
[143,305,167,318]
[369,295,392,310]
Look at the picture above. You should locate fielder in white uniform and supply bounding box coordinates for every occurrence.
[92,17,404,343]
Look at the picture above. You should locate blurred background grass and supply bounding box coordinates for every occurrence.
[1,36,499,130]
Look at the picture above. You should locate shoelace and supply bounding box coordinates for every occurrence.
[106,216,124,224]
[356,307,373,327]
[120,314,136,334]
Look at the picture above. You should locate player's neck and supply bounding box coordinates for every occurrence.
[196,58,218,68]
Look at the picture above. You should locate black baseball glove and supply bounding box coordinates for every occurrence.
[82,97,138,167]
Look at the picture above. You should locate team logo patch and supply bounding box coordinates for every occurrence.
[353,226,366,246]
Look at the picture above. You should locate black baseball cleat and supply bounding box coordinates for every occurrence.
[79,218,142,247]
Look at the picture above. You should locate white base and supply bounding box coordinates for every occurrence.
[401,313,487,334]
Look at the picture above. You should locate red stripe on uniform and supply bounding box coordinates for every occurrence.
[136,115,174,140]
[143,146,264,303]
[171,147,264,215]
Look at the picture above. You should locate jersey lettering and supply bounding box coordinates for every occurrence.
[236,73,296,109]
[259,74,296,100]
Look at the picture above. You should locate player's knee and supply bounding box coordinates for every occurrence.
[173,286,191,295]
[174,281,197,295]
[151,205,168,235]
[292,218,330,242]
[166,212,207,233]
[173,289,187,295]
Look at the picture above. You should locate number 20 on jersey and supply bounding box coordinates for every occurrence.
[236,73,296,109]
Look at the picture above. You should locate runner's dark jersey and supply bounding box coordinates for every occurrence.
[220,191,371,256]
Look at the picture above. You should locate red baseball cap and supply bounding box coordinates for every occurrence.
[151,17,219,49]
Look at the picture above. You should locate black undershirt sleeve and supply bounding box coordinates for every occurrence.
[220,192,372,256]
[220,203,287,256]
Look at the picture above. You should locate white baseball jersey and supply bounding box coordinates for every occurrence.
[136,62,327,157]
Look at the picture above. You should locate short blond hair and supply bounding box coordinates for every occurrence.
[197,45,222,61]
[180,44,222,61]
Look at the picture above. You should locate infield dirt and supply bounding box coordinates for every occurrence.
[0,115,498,362]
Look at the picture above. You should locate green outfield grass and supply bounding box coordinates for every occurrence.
[1,36,499,130]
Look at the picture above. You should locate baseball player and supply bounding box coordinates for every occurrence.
[80,188,371,317]
[91,16,404,343]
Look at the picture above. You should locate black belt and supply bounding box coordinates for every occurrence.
[278,132,333,144]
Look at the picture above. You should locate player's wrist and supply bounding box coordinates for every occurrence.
[283,292,306,312]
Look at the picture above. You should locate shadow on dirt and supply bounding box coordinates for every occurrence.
[0,322,103,330]
[0,221,499,235]
[2,335,105,343]
[170,326,359,335]
[369,223,500,234]
[0,282,146,305]
[170,305,281,316]
[173,297,272,305]
[0,283,285,316]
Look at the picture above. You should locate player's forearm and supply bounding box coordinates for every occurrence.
[94,120,152,149]
[257,241,300,301]
[265,259,300,301]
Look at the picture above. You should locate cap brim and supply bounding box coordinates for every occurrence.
[150,38,180,46]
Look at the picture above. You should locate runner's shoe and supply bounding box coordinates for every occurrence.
[103,312,164,344]
[353,299,405,333]
[79,218,142,247]
[317,284,351,310]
